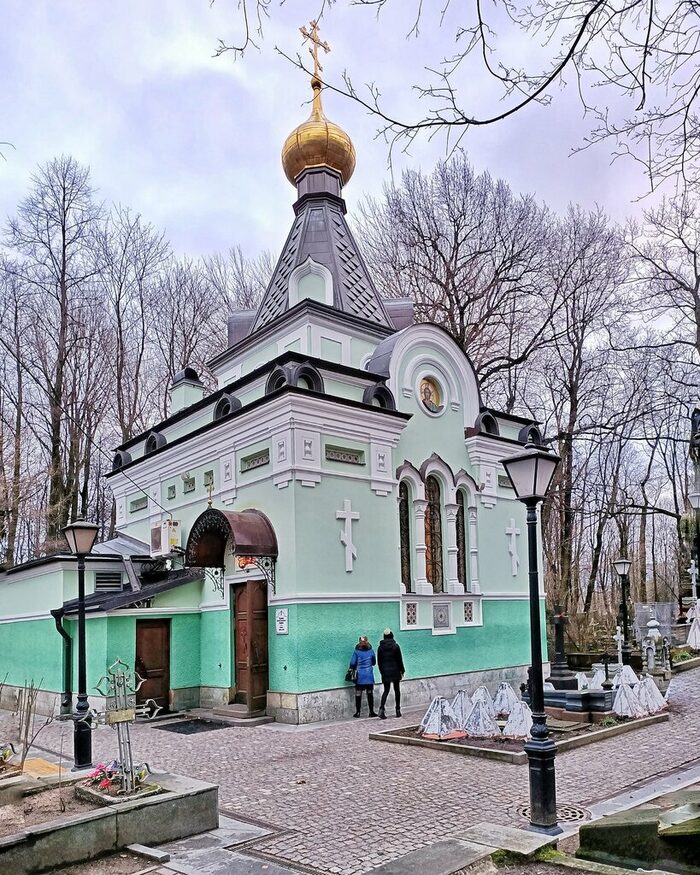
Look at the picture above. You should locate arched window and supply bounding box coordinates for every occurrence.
[456,490,467,589]
[425,475,444,593]
[399,481,412,591]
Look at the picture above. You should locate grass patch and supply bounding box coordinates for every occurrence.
[673,649,693,662]
[491,847,563,868]
[599,716,620,728]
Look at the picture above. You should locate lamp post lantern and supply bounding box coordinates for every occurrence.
[501,443,561,835]
[63,517,99,770]
[612,558,632,666]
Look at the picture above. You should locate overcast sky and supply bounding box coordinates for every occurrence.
[2,1,650,261]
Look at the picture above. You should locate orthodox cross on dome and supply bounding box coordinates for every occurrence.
[505,518,521,576]
[300,19,330,80]
[336,499,359,572]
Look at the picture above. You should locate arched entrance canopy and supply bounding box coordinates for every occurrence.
[185,508,278,568]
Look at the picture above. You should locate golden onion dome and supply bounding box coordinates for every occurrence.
[282,76,356,187]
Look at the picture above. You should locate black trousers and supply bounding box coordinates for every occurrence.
[380,680,401,711]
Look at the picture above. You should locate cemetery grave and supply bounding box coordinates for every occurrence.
[0,659,219,873]
[370,668,670,764]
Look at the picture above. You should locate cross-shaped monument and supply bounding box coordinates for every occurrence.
[336,499,359,572]
[613,624,625,670]
[546,606,577,689]
[300,19,330,79]
[505,518,520,576]
[688,558,698,602]
[85,658,161,794]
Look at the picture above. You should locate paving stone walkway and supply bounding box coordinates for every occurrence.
[1,668,698,875]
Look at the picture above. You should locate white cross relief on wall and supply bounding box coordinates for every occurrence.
[506,518,521,576]
[336,499,359,572]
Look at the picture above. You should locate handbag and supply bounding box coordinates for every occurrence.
[345,667,356,683]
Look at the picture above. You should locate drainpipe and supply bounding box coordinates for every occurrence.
[51,608,73,716]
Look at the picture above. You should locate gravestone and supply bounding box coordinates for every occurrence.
[546,607,578,690]
[634,603,674,646]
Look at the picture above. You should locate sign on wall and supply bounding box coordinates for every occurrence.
[275,608,289,635]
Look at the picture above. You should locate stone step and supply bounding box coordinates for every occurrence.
[658,803,700,837]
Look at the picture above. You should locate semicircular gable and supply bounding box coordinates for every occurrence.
[367,324,481,428]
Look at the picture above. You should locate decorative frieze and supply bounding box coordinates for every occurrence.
[325,445,365,465]
[240,449,270,472]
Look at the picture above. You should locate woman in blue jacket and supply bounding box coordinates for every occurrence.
[349,636,378,718]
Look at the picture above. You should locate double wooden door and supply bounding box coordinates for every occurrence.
[233,580,268,713]
[135,619,170,712]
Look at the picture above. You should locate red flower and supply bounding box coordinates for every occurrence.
[98,778,111,790]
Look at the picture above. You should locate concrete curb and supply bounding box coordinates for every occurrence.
[0,772,218,874]
[369,712,669,763]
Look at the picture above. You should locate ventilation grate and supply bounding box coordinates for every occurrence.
[95,571,123,591]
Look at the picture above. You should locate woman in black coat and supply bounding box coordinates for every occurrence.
[377,629,405,719]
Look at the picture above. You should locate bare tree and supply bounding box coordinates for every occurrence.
[357,156,557,407]
[215,2,700,191]
[203,244,272,313]
[96,206,170,443]
[4,156,103,543]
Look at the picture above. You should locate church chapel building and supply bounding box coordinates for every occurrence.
[0,51,548,724]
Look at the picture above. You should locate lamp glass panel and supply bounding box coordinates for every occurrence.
[613,558,632,576]
[63,520,99,555]
[534,456,558,499]
[689,492,700,510]
[502,455,537,499]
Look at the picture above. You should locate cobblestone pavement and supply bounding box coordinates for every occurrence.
[1,668,699,875]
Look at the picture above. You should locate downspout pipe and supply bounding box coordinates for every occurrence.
[50,607,73,716]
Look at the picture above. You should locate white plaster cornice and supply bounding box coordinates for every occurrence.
[109,394,409,502]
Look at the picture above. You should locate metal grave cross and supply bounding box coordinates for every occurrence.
[613,625,625,669]
[505,519,521,576]
[89,657,161,794]
[336,499,359,572]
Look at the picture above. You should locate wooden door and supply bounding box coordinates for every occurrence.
[135,619,170,712]
[234,581,268,713]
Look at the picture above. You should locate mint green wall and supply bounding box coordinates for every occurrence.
[268,598,540,693]
[292,478,400,596]
[107,615,136,670]
[0,618,63,689]
[168,614,201,688]
[0,567,64,617]
[153,581,203,609]
[232,479,297,595]
[200,610,231,688]
[323,376,361,401]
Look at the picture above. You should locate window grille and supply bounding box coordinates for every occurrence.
[399,481,412,592]
[425,475,444,593]
[406,602,418,626]
[456,490,467,588]
[463,601,473,623]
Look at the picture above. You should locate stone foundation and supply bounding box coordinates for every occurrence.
[267,663,536,724]
[0,685,104,718]
[198,686,229,710]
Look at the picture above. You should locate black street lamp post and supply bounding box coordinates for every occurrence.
[613,559,632,666]
[501,444,561,835]
[689,490,700,603]
[63,517,99,770]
